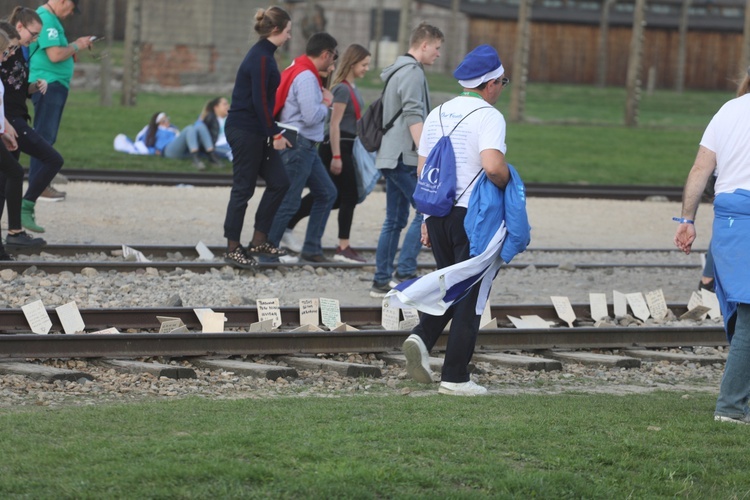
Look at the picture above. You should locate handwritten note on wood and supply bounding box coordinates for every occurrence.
[22,300,52,335]
[256,298,282,328]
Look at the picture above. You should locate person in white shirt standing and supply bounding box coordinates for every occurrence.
[402,45,510,396]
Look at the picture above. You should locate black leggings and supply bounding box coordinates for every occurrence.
[287,135,358,240]
[10,116,64,202]
[0,140,24,232]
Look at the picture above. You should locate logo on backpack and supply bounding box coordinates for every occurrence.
[413,105,492,217]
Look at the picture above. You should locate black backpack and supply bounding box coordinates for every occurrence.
[357,64,417,153]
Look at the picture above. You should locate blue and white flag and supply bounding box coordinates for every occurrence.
[386,223,507,316]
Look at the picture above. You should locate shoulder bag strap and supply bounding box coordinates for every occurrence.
[341,81,361,120]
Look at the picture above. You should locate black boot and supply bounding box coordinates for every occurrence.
[190,152,206,171]
[207,151,222,165]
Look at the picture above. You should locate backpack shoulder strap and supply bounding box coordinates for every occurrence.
[381,63,420,131]
[449,106,496,205]
[448,106,494,137]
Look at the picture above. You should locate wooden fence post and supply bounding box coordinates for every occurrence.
[99,0,115,106]
[675,0,691,93]
[508,0,532,123]
[596,0,615,88]
[624,0,646,127]
[121,0,141,107]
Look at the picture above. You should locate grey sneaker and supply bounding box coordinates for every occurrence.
[389,272,418,289]
[38,185,66,202]
[438,380,488,396]
[402,334,434,383]
[369,282,392,298]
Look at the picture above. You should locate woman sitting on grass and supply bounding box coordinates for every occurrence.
[196,97,231,162]
[136,112,222,170]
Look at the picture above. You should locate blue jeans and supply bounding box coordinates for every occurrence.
[268,137,337,256]
[373,160,423,285]
[164,123,214,159]
[30,82,68,187]
[715,303,750,419]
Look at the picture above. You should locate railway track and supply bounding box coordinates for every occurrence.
[61,169,688,201]
[3,244,703,274]
[0,304,725,359]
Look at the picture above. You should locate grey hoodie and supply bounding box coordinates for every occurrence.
[375,55,431,169]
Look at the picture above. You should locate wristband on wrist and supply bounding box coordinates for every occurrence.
[332,155,341,160]
[273,133,283,141]
[672,217,694,224]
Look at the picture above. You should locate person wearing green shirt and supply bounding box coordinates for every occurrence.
[28,0,93,201]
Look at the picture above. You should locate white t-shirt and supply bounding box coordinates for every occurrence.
[418,95,506,209]
[700,93,750,195]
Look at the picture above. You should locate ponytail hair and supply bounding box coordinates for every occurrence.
[254,6,291,39]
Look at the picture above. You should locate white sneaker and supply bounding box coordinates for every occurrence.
[438,380,488,396]
[280,229,302,254]
[402,334,434,383]
[279,254,299,264]
[714,415,750,425]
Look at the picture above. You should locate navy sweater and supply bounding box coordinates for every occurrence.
[226,38,282,137]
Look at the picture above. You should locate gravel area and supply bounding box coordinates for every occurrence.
[0,181,724,407]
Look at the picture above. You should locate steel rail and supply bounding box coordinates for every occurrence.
[62,169,687,201]
[0,304,569,332]
[8,243,707,258]
[0,260,701,274]
[0,326,726,359]
[0,303,700,332]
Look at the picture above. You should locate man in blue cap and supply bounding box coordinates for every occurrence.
[401,44,511,396]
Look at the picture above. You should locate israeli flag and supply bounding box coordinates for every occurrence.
[386,223,507,316]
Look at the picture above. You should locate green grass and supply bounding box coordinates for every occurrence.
[0,392,747,497]
[44,71,734,184]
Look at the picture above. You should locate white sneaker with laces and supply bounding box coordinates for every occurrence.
[714,415,750,425]
[402,334,434,383]
[438,380,488,396]
[280,229,302,253]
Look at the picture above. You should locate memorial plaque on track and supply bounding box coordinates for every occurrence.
[256,298,282,328]
[320,298,341,329]
[22,299,52,335]
[400,308,419,330]
[589,293,609,322]
[195,241,215,261]
[508,315,551,329]
[157,316,187,334]
[613,290,628,318]
[680,305,712,321]
[687,291,703,311]
[122,244,150,263]
[299,298,319,327]
[381,300,400,331]
[626,293,651,321]
[55,301,86,334]
[645,289,668,320]
[550,296,576,327]
[701,289,721,319]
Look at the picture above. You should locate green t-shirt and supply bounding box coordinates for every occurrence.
[29,7,74,88]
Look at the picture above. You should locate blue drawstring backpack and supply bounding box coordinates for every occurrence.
[413,105,491,217]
